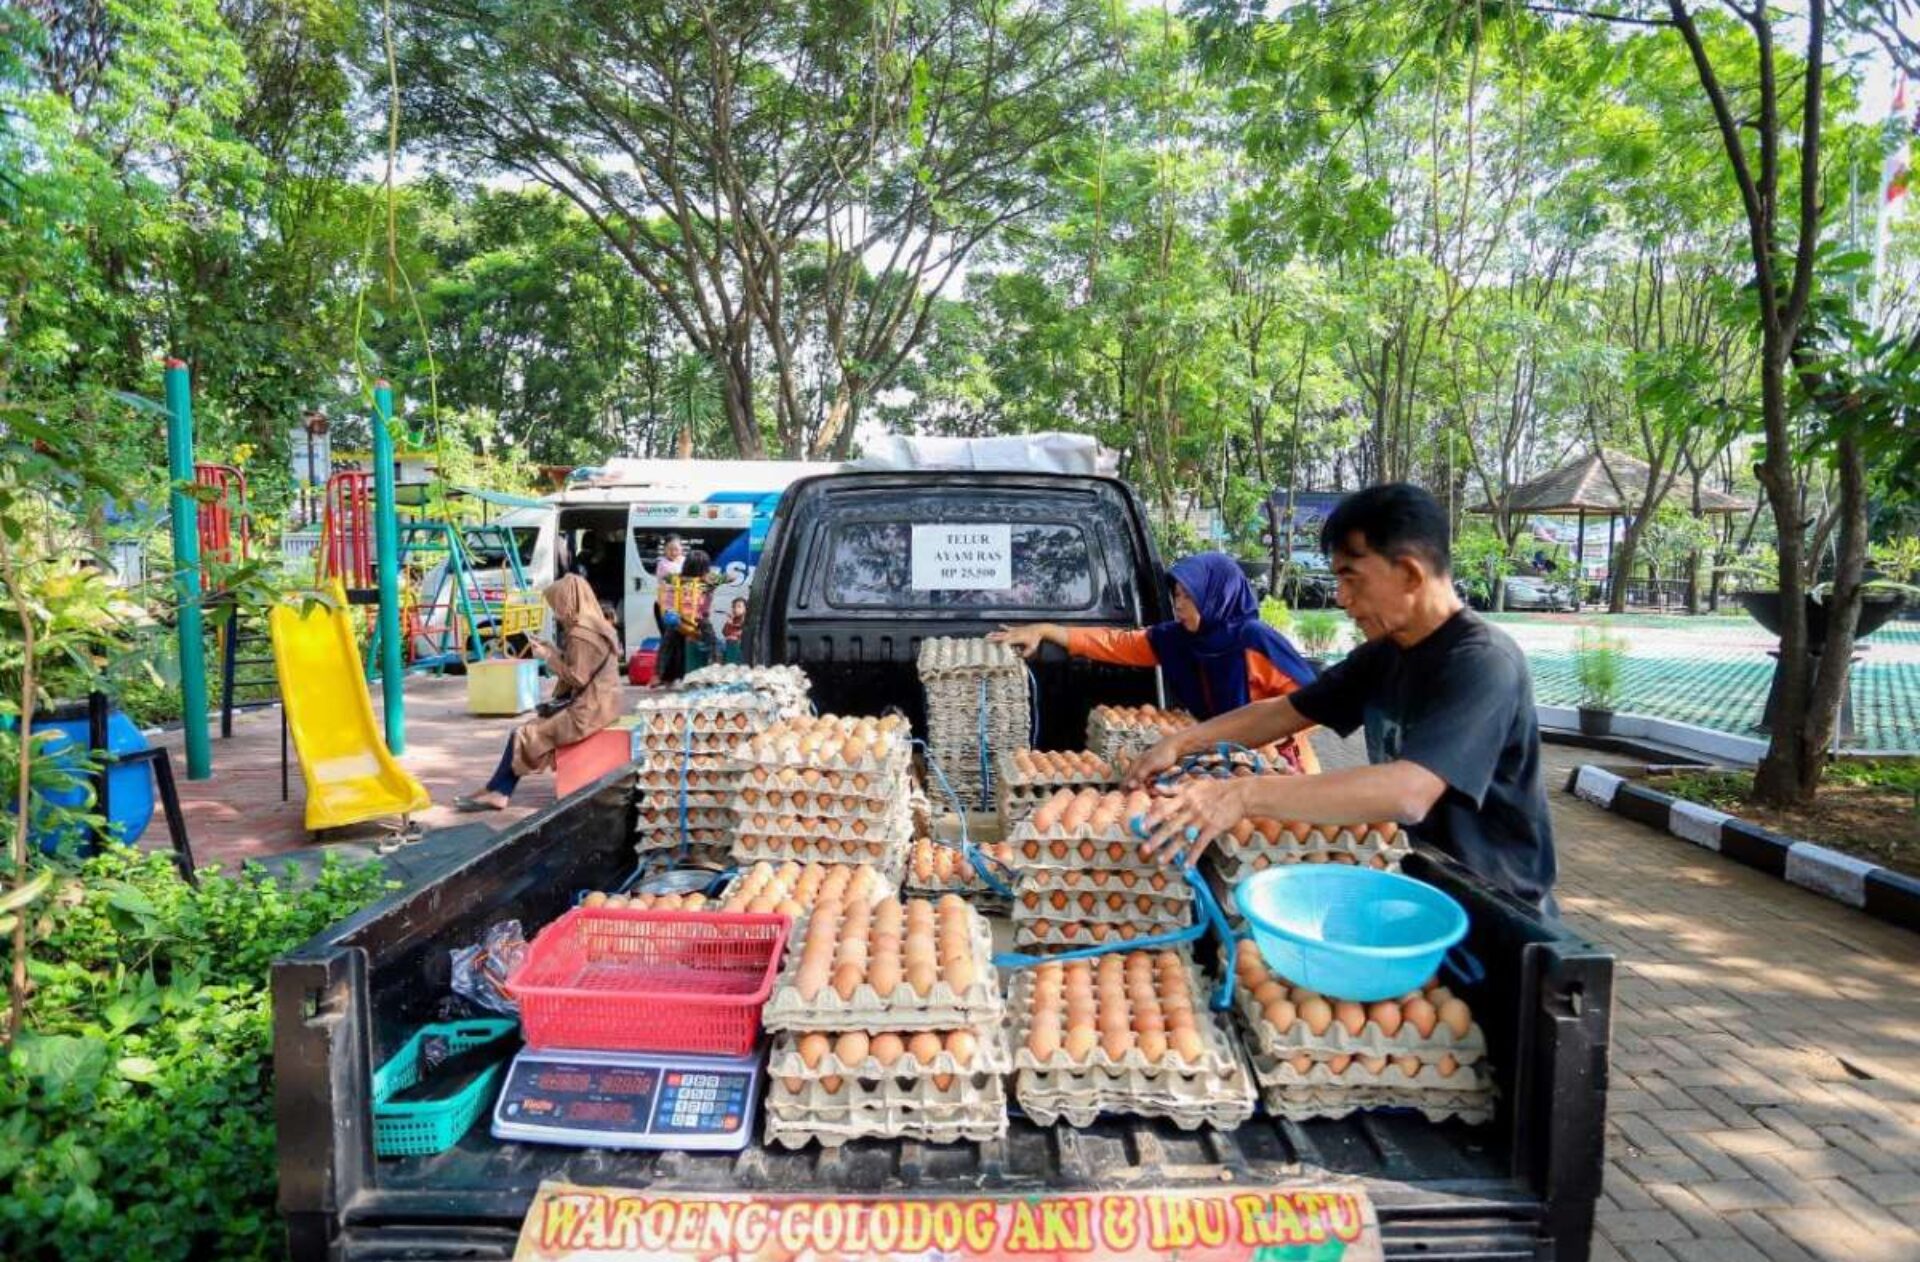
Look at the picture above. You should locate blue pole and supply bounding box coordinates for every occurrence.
[372,381,406,754]
[164,360,212,780]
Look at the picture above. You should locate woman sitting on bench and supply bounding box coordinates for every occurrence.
[456,575,623,811]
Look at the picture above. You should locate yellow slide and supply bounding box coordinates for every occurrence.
[270,586,430,832]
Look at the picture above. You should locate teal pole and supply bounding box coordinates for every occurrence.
[371,381,406,754]
[164,359,212,780]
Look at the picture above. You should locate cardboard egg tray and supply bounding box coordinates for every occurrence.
[1012,1074,1256,1132]
[1214,849,1407,884]
[634,756,738,793]
[729,836,911,883]
[763,1077,1009,1149]
[767,1068,1009,1115]
[732,800,910,836]
[737,716,914,776]
[767,1027,1012,1085]
[902,837,1016,898]
[1011,919,1178,951]
[1016,868,1192,912]
[1086,706,1193,764]
[917,635,1028,681]
[1243,1045,1493,1094]
[1005,831,1172,877]
[1004,954,1241,1082]
[763,915,1004,1033]
[1231,977,1489,1067]
[1256,1084,1495,1126]
[716,861,894,912]
[634,730,756,759]
[734,780,901,814]
[681,663,812,708]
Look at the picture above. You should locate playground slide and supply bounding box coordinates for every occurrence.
[270,589,430,832]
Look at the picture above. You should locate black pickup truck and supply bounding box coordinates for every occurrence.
[272,470,1613,1261]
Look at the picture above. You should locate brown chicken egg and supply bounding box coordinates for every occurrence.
[1299,997,1334,1037]
[831,961,864,1001]
[1403,996,1439,1039]
[1334,1001,1367,1037]
[798,1032,830,1069]
[1438,998,1472,1039]
[870,1033,906,1067]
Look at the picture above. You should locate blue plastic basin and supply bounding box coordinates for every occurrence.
[1235,866,1468,1002]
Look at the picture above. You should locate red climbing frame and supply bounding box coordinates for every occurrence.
[192,463,250,570]
[319,470,374,589]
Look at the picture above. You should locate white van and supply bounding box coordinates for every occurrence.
[412,461,840,672]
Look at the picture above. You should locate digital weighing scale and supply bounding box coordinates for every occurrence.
[491,1047,762,1151]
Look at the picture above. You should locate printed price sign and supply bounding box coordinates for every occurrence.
[514,1182,1384,1261]
[911,524,1012,591]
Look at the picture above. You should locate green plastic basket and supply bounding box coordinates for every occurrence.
[372,1018,518,1158]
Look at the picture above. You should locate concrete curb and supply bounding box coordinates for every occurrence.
[1565,763,1920,933]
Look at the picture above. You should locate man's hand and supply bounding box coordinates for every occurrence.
[1140,777,1250,866]
[987,623,1052,659]
[1122,733,1186,789]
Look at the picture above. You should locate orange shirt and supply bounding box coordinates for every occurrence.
[1065,627,1320,773]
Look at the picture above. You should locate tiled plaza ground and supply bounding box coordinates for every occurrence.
[1486,613,1920,752]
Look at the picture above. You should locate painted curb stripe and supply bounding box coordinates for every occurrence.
[1785,843,1875,908]
[1571,765,1623,808]
[1669,799,1730,851]
[1565,762,1918,934]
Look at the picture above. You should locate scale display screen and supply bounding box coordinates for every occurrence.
[493,1049,759,1151]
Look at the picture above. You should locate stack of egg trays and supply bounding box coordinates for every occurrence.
[900,836,1011,904]
[994,749,1117,830]
[1004,953,1255,1130]
[1086,705,1193,765]
[916,637,1030,812]
[632,752,740,860]
[727,744,914,879]
[681,662,813,714]
[1229,971,1494,1125]
[713,860,895,929]
[1211,823,1413,884]
[762,1031,1013,1149]
[1011,868,1193,951]
[761,906,1005,1035]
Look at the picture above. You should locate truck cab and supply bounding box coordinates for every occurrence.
[745,471,1170,747]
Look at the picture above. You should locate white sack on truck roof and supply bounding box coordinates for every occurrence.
[856,433,1119,477]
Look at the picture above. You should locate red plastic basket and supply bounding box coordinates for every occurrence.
[507,909,789,1055]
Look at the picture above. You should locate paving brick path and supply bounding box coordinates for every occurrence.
[1317,733,1920,1262]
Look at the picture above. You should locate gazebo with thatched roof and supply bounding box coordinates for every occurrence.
[1472,449,1749,610]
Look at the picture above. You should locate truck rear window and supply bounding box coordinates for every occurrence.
[825,521,1096,610]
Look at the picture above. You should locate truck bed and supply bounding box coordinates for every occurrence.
[275,774,1610,1262]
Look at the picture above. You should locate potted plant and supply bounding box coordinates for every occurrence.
[1291,609,1345,670]
[1573,626,1626,737]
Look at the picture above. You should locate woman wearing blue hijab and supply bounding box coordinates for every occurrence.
[992,552,1321,772]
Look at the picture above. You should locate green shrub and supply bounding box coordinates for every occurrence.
[1259,595,1293,632]
[1574,626,1627,711]
[1293,609,1345,658]
[1,849,393,1261]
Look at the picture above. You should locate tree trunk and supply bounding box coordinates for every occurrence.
[1751,344,1812,806]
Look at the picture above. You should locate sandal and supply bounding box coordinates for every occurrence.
[452,794,507,813]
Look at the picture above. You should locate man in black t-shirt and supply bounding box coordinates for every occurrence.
[1132,483,1557,913]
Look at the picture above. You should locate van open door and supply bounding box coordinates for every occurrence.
[624,498,759,681]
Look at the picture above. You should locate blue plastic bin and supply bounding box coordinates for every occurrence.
[1235,865,1468,1002]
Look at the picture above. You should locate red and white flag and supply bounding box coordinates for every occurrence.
[1883,75,1913,207]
